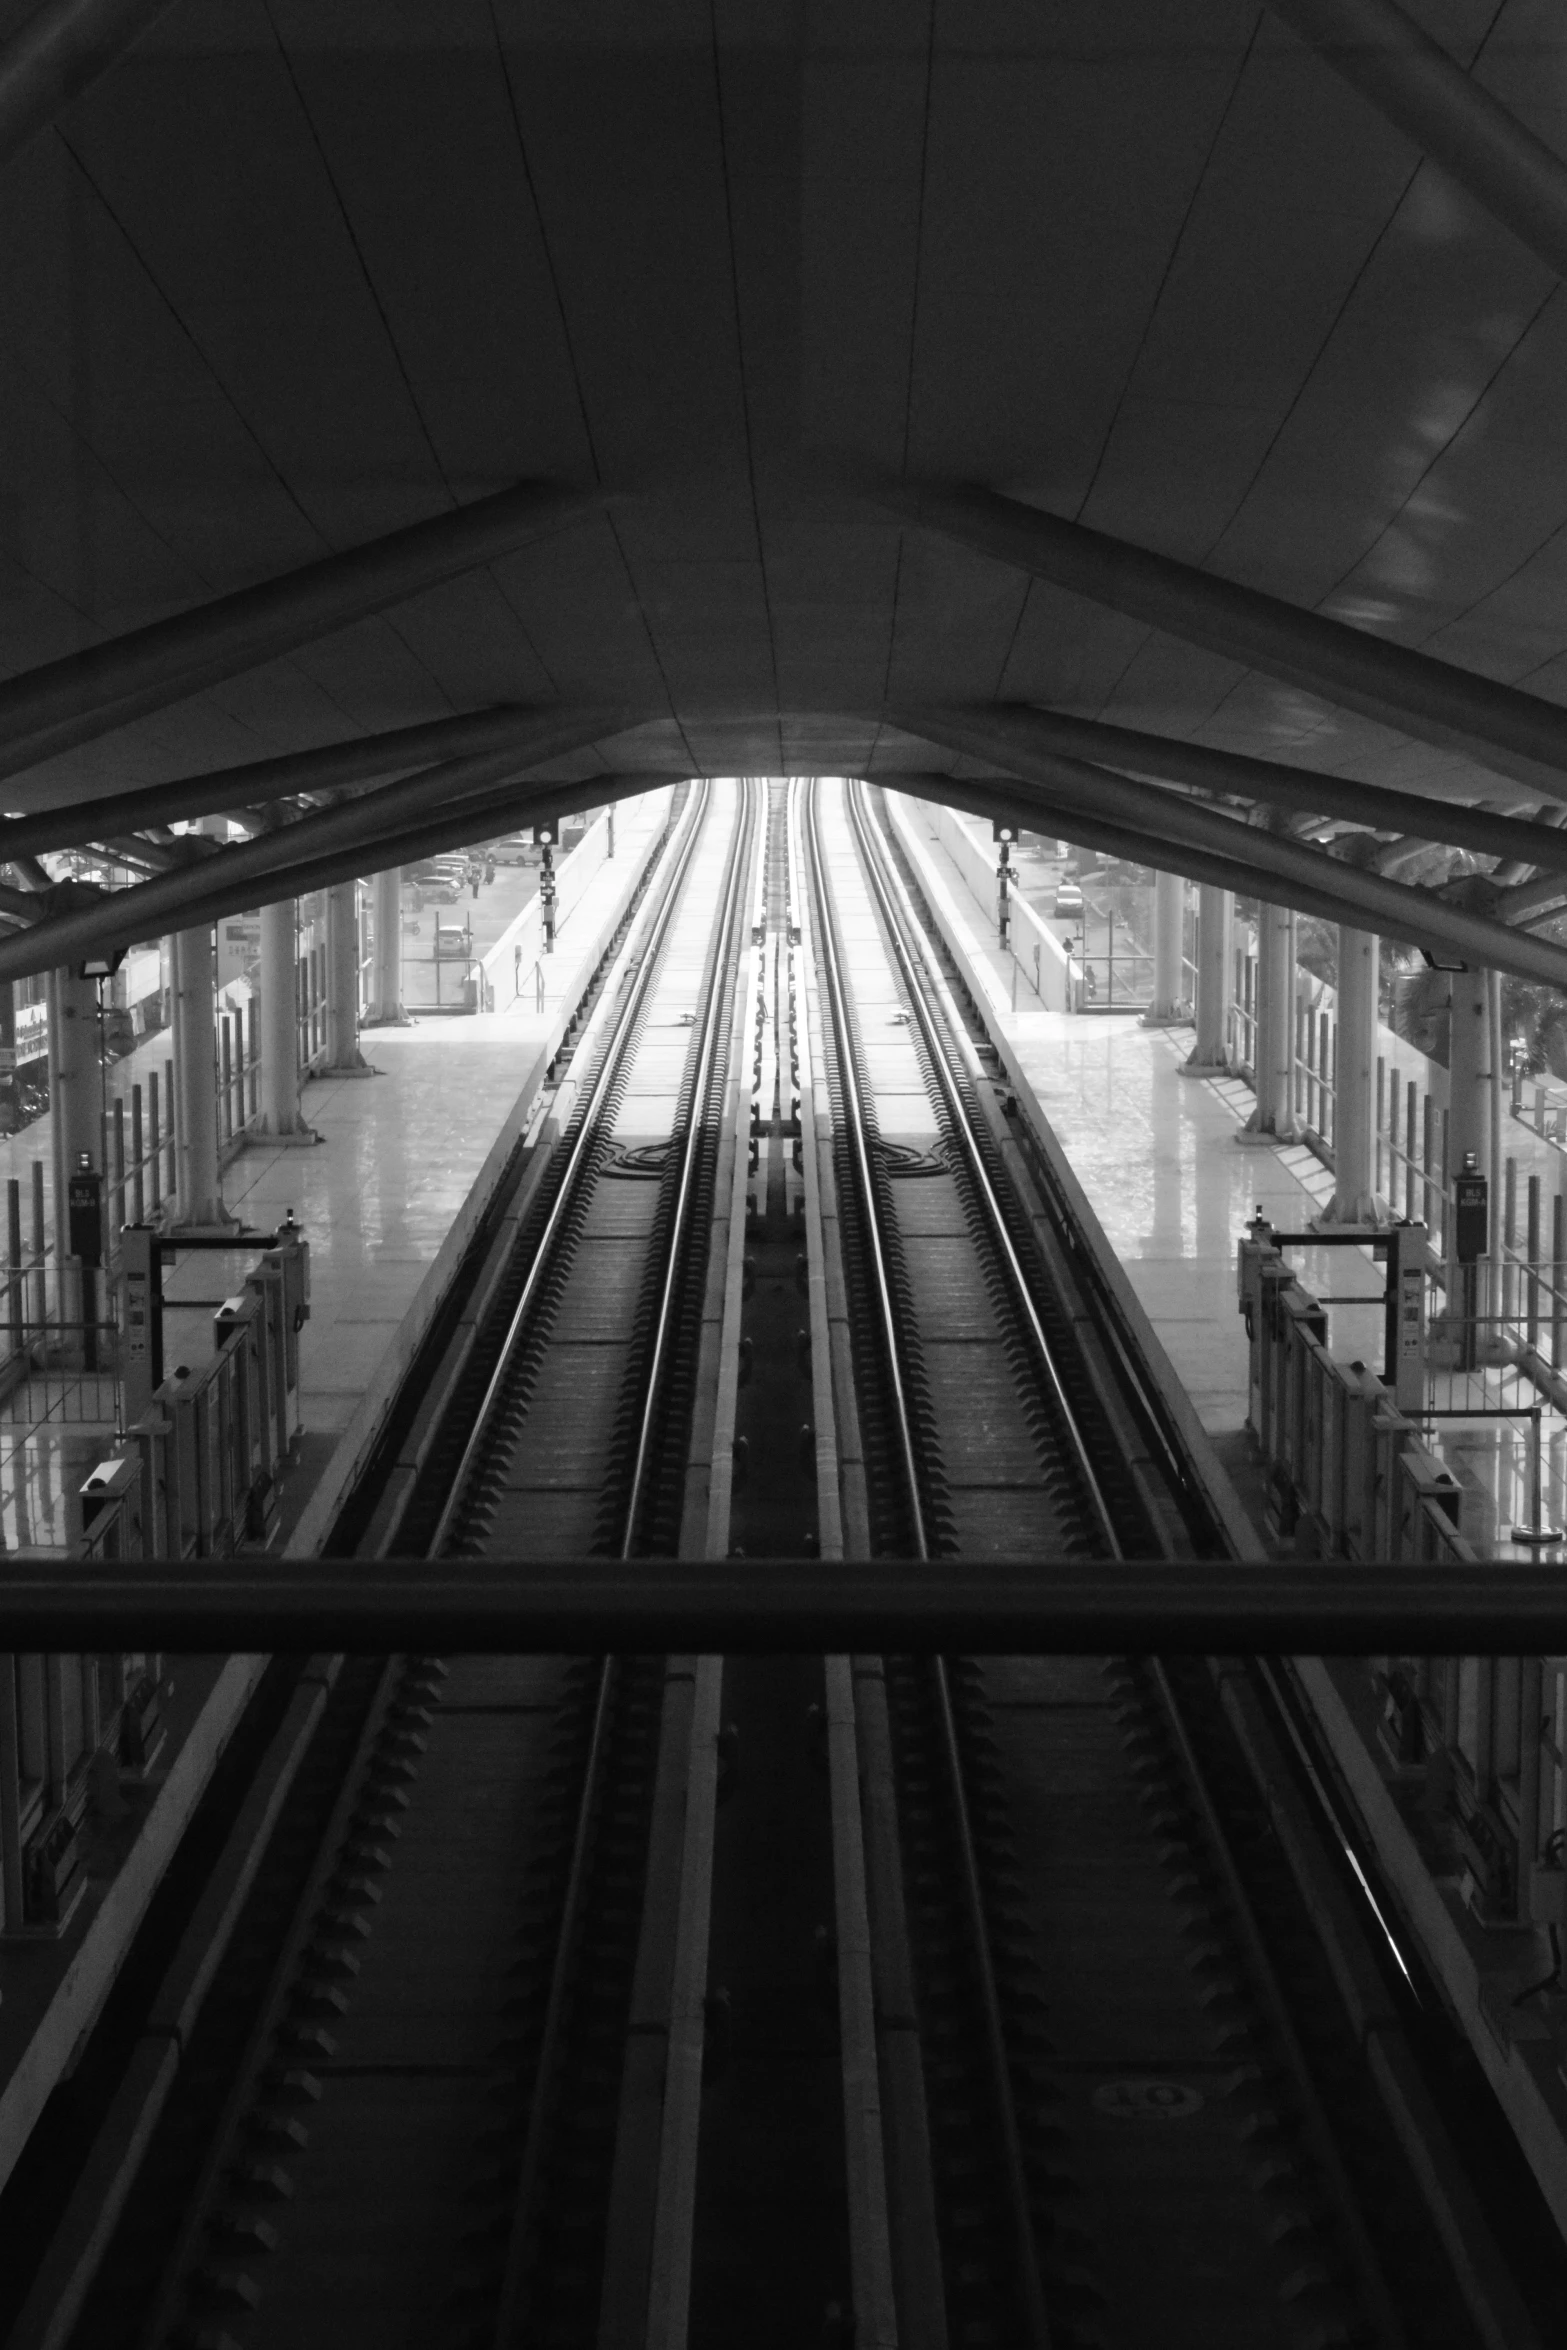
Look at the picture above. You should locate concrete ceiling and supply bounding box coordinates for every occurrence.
[3,0,1567,843]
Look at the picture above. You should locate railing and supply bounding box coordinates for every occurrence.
[1293,998,1337,1152]
[1379,1058,1452,1258]
[1516,1066,1567,1157]
[1,1640,164,1932]
[1,1223,308,1935]
[1238,1224,1567,1938]
[216,992,262,1152]
[101,1061,176,1260]
[0,1173,114,1425]
[1238,1228,1471,1564]
[1229,933,1257,1076]
[298,941,327,1074]
[95,1007,266,1267]
[1075,893,1152,1008]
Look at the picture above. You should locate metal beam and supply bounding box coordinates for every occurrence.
[1499,858,1567,922]
[112,772,678,960]
[0,708,643,983]
[879,772,1369,933]
[9,1558,1567,1653]
[0,0,177,169]
[895,708,1567,987]
[0,704,553,857]
[0,481,603,785]
[1010,706,1567,868]
[883,481,1567,793]
[1271,0,1567,283]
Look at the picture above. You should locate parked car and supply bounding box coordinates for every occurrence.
[1053,881,1084,918]
[489,834,539,866]
[404,862,460,905]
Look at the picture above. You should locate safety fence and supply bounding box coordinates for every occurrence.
[0,1174,115,1426]
[1238,1225,1471,1565]
[95,1001,267,1276]
[0,1646,165,1930]
[217,993,262,1149]
[101,1060,176,1241]
[298,938,329,1075]
[1230,933,1256,1071]
[0,1222,309,1935]
[1235,1222,1567,1935]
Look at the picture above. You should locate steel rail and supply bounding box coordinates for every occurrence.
[1147,1658,1409,2346]
[489,795,756,2333]
[616,776,758,1556]
[803,779,930,1552]
[487,1657,622,2350]
[845,779,1123,1553]
[427,780,712,1556]
[130,1657,410,2350]
[804,778,1054,2350]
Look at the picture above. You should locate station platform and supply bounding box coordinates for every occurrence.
[0,789,673,1554]
[887,789,1567,1563]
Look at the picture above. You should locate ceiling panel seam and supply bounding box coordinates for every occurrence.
[1073,8,1266,524]
[603,512,690,765]
[896,0,936,478]
[261,0,455,502]
[708,1,781,769]
[486,0,603,484]
[49,135,326,560]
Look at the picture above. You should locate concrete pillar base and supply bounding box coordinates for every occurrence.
[313,1062,379,1080]
[1179,1058,1232,1079]
[361,1011,415,1030]
[1234,1122,1298,1148]
[1139,1008,1191,1030]
[1311,1200,1388,1233]
[243,1126,321,1150]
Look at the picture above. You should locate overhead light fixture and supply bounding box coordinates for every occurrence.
[77,946,127,979]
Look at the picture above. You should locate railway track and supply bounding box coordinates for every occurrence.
[32,778,760,2350]
[794,776,1544,2350]
[6,774,1561,2350]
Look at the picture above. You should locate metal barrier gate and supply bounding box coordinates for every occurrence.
[0,1221,309,1937]
[1238,1216,1567,1941]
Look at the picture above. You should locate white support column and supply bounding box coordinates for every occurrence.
[1143,868,1186,1026]
[322,880,370,1074]
[255,896,315,1144]
[170,922,231,1229]
[1238,902,1299,1142]
[367,866,406,1025]
[1318,924,1382,1226]
[1182,885,1233,1075]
